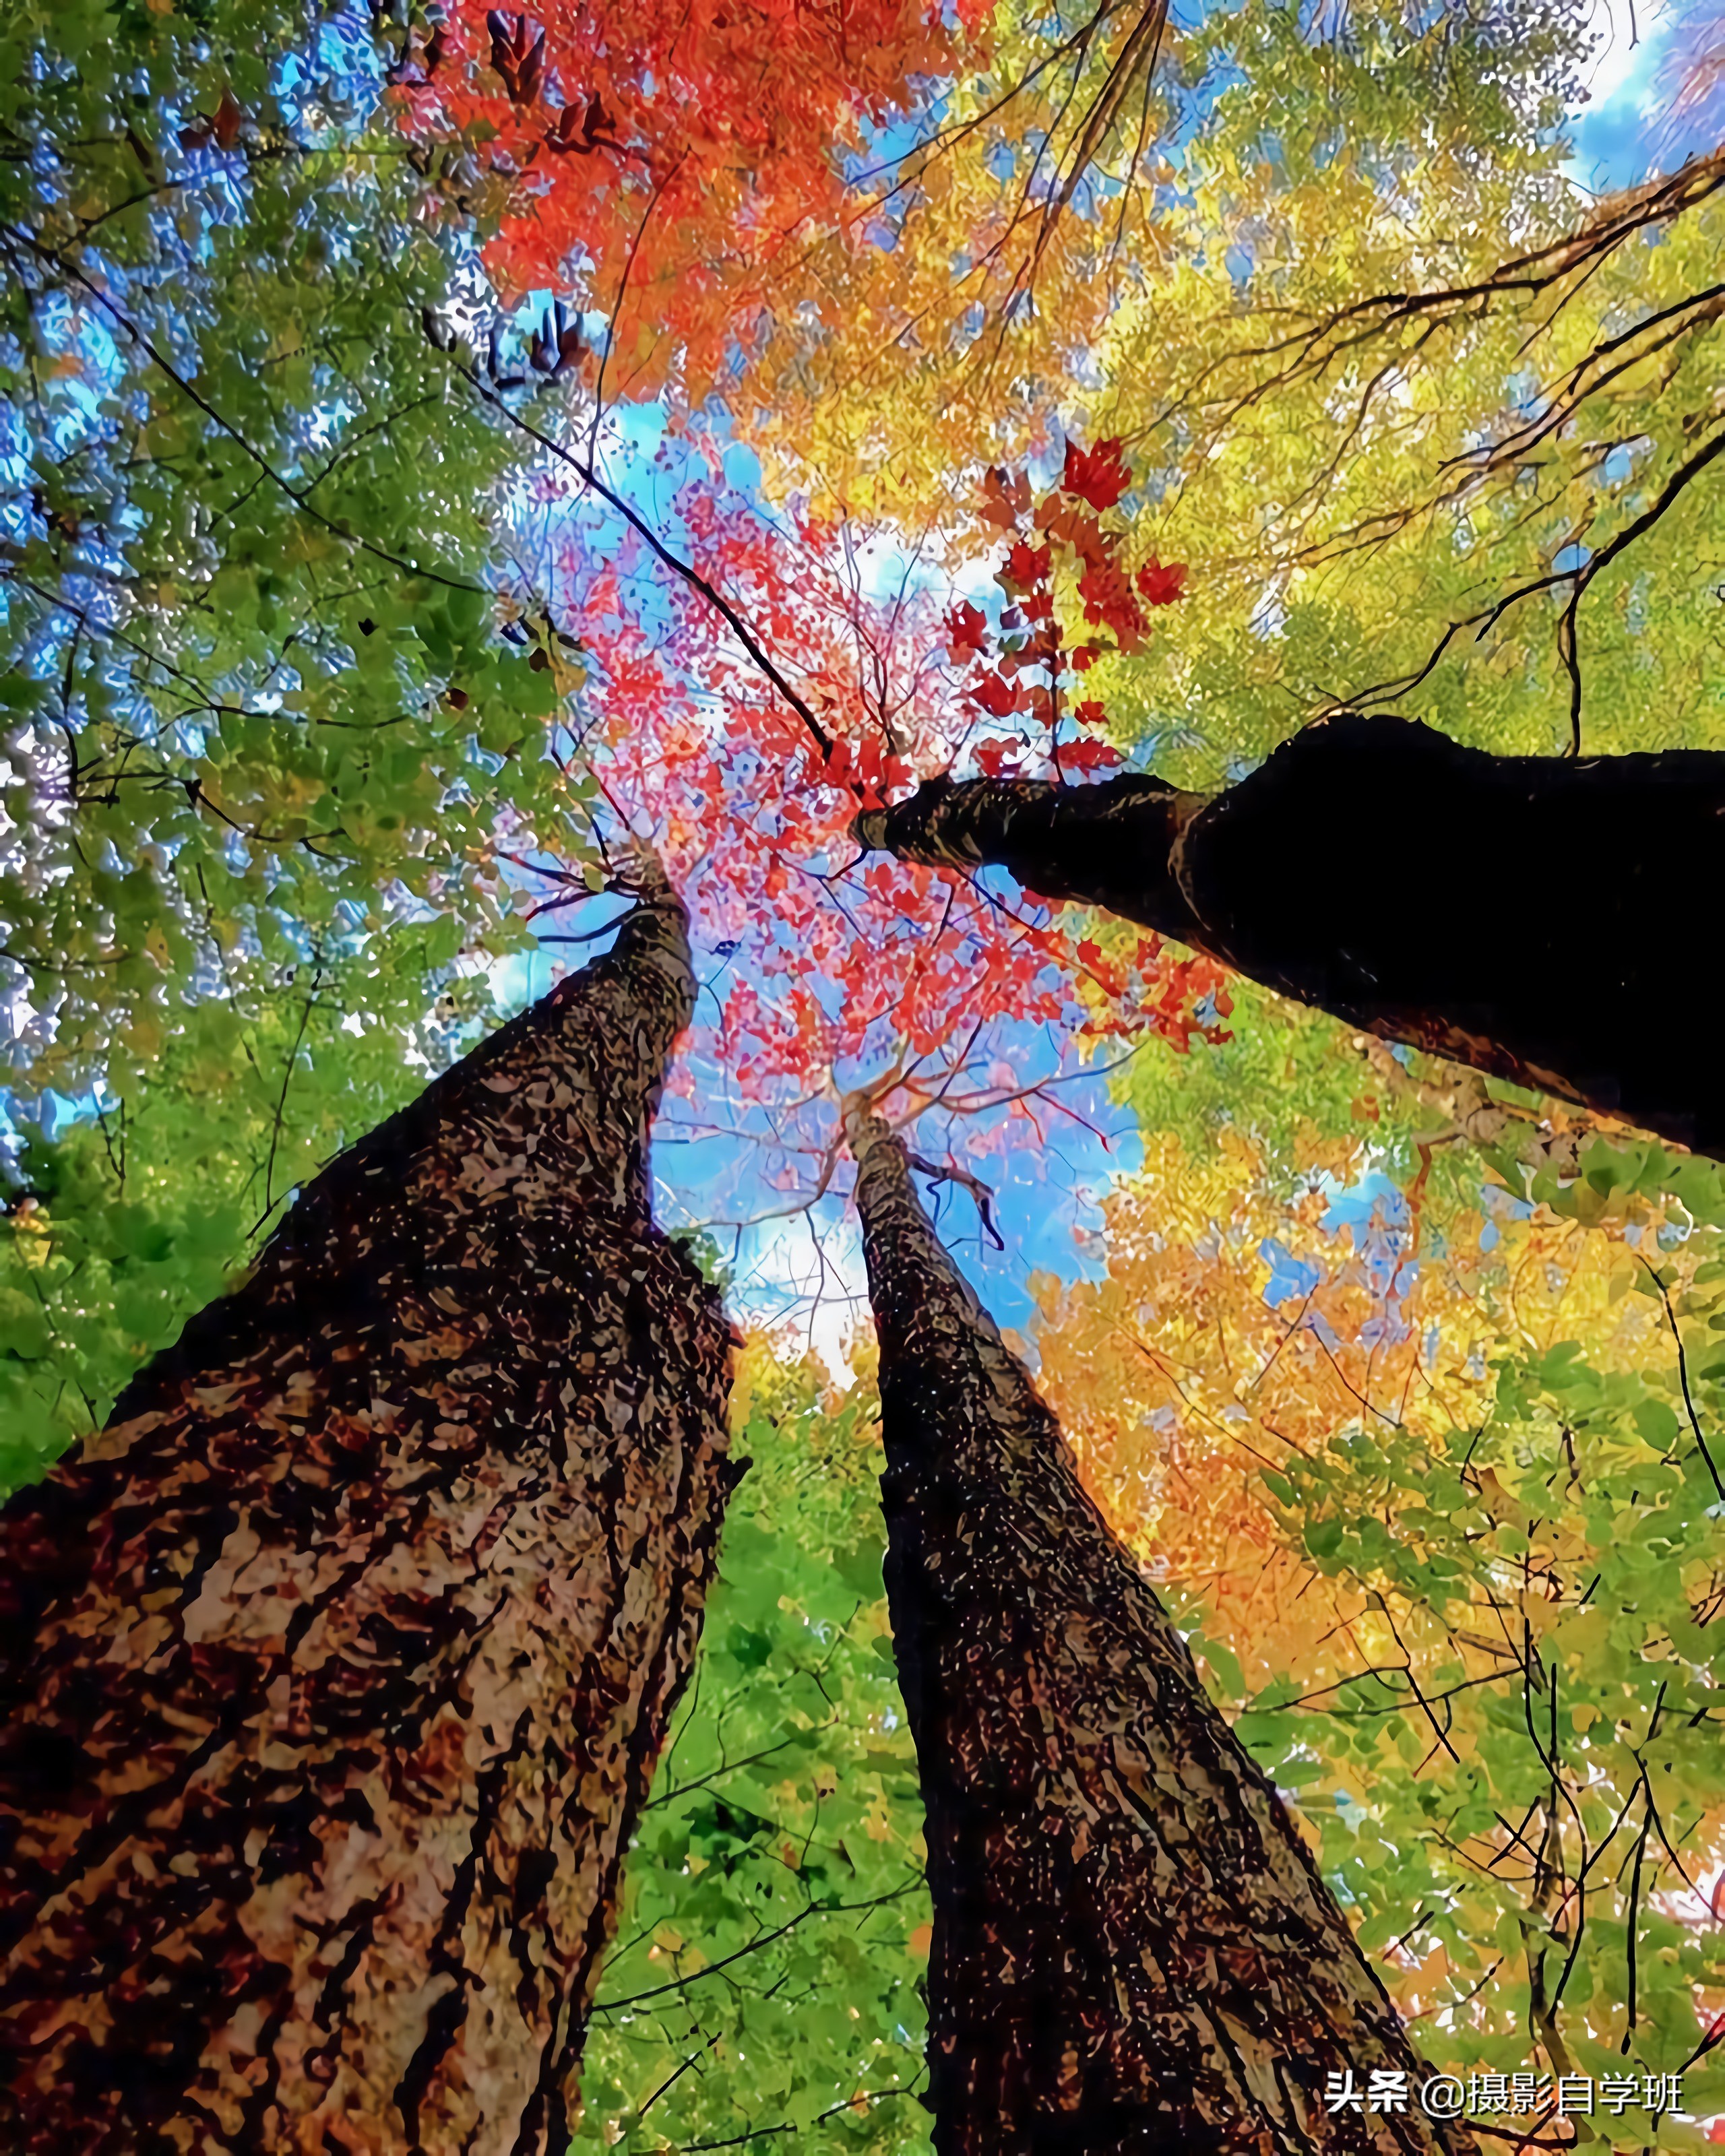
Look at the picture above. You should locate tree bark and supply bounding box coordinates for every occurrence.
[854,713,1725,1157]
[843,1098,1477,2156]
[0,853,739,2156]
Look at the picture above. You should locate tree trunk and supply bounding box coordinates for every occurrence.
[855,713,1725,1156]
[0,854,739,2156]
[843,1098,1477,2156]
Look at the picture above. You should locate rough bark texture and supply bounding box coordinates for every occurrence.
[856,713,1725,1156]
[844,1099,1477,2156]
[0,854,738,2156]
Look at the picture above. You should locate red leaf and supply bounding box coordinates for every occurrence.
[486,11,546,102]
[546,91,619,153]
[1036,496,1108,566]
[212,89,245,149]
[821,733,910,809]
[944,600,989,662]
[974,735,1024,778]
[1075,937,1127,994]
[1077,561,1144,651]
[1059,736,1124,772]
[1061,437,1131,513]
[1002,540,1050,591]
[971,670,1022,719]
[1073,699,1106,726]
[1135,557,1188,606]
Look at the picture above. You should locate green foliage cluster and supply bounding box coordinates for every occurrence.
[0,4,574,1077]
[1115,972,1378,1162]
[574,1345,933,2155]
[0,937,502,1492]
[1,0,600,1465]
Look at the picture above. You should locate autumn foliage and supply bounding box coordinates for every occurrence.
[523,436,1220,1111]
[18,0,1725,2138]
[390,0,989,402]
[947,439,1187,780]
[1034,1123,1725,2069]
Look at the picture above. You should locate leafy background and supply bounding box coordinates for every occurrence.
[6,0,1725,2146]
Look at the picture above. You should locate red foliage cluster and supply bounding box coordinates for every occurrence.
[943,437,1187,781]
[389,0,986,396]
[821,734,911,812]
[528,437,1227,1112]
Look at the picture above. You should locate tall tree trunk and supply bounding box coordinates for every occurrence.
[843,1098,1477,2156]
[855,713,1725,1156]
[0,854,739,2156]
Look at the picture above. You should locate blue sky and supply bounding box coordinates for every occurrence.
[1565,0,1718,186]
[496,914,1143,1366]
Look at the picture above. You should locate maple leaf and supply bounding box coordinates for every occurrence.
[854,738,910,811]
[1036,496,1110,567]
[545,92,621,154]
[1077,560,1145,650]
[1023,683,1055,729]
[1057,737,1123,773]
[980,466,1031,532]
[973,736,1025,778]
[1061,437,1132,513]
[1001,540,1051,591]
[971,670,1023,719]
[486,10,546,102]
[818,732,906,810]
[1075,938,1127,994]
[1135,557,1188,606]
[944,600,989,663]
[1073,699,1107,727]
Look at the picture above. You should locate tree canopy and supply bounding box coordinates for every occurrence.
[5,0,1725,2143]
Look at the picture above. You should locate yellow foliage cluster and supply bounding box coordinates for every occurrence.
[1030,1128,1673,1692]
